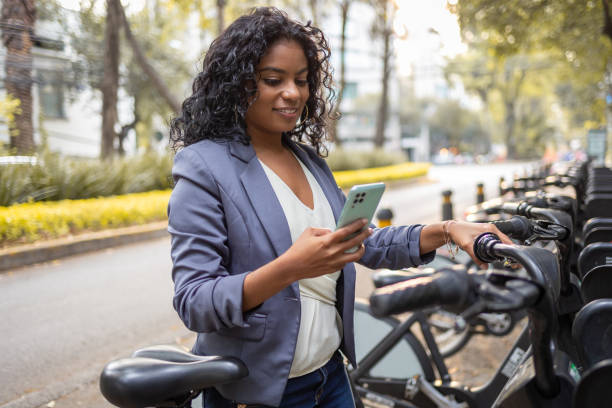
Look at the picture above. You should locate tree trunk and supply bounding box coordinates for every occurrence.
[216,0,225,36]
[329,0,349,147]
[116,0,181,113]
[309,0,319,26]
[603,0,612,40]
[504,100,517,159]
[1,0,36,154]
[502,67,526,160]
[101,0,120,159]
[374,27,391,148]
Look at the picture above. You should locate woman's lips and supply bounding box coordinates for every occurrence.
[273,107,299,119]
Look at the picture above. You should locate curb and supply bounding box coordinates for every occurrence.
[0,221,168,273]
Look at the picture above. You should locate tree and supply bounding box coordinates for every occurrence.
[451,0,612,136]
[101,0,120,159]
[446,48,562,158]
[217,0,226,35]
[429,99,490,155]
[370,0,397,148]
[1,0,36,153]
[116,0,181,113]
[71,0,192,157]
[329,0,354,146]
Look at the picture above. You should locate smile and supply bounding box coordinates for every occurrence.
[274,108,298,114]
[273,108,300,119]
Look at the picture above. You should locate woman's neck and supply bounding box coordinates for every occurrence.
[250,133,286,157]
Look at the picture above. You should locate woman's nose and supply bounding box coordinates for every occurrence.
[281,84,299,100]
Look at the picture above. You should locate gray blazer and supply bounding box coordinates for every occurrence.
[168,136,433,406]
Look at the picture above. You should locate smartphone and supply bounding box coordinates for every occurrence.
[336,182,386,253]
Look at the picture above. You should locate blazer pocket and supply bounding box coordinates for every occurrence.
[217,313,267,341]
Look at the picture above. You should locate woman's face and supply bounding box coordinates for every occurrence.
[245,39,310,143]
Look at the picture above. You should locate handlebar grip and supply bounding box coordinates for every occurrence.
[473,232,502,263]
[491,216,531,240]
[369,268,469,317]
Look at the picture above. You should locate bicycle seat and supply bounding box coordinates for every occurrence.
[577,243,612,279]
[371,267,435,288]
[100,354,248,408]
[582,217,612,235]
[581,265,612,303]
[585,194,612,219]
[583,226,612,246]
[131,344,212,362]
[572,359,612,408]
[572,299,612,369]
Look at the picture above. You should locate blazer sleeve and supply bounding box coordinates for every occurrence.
[359,224,436,269]
[168,147,249,333]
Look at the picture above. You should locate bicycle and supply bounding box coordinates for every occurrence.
[352,229,591,408]
[350,215,577,408]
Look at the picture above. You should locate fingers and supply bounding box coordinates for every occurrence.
[494,229,514,245]
[337,242,367,264]
[332,218,369,242]
[339,226,372,253]
[309,227,332,237]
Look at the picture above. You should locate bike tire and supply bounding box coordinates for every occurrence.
[425,308,472,358]
[353,298,435,382]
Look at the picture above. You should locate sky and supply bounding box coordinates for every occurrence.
[395,0,466,75]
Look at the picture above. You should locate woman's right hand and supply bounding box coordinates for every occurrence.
[281,218,372,280]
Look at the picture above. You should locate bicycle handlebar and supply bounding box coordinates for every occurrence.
[369,266,470,317]
[491,215,532,240]
[370,235,559,397]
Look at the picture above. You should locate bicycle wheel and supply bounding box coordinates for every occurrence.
[353,298,435,381]
[425,308,471,358]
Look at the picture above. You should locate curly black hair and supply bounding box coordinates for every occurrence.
[169,7,336,157]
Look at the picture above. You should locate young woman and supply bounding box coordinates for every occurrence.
[168,7,510,408]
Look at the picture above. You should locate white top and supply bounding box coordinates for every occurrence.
[259,154,342,378]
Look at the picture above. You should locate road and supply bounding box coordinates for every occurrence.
[0,162,530,408]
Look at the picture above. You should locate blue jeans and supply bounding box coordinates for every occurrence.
[203,353,355,408]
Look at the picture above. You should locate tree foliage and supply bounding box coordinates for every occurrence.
[449,0,612,157]
[451,0,612,126]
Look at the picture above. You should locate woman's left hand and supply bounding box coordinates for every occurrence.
[446,221,514,268]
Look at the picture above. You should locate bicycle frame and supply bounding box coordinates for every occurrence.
[349,303,532,408]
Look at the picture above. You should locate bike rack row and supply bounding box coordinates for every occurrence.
[97,158,612,408]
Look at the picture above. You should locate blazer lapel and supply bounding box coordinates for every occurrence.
[230,141,293,259]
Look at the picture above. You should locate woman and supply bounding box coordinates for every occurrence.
[168,7,510,408]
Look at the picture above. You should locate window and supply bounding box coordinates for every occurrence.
[38,70,65,119]
[342,82,357,100]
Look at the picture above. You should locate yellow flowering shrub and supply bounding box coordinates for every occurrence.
[0,190,171,245]
[0,163,429,246]
[333,162,430,188]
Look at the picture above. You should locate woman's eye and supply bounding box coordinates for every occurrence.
[263,78,281,86]
[296,79,308,86]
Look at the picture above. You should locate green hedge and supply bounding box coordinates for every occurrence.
[0,151,173,206]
